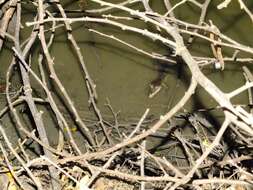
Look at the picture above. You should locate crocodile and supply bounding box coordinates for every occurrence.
[148,72,166,98]
[148,58,181,98]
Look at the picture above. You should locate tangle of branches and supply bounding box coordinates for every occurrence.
[0,0,252,189]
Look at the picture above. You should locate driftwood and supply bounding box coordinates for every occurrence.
[0,0,252,190]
